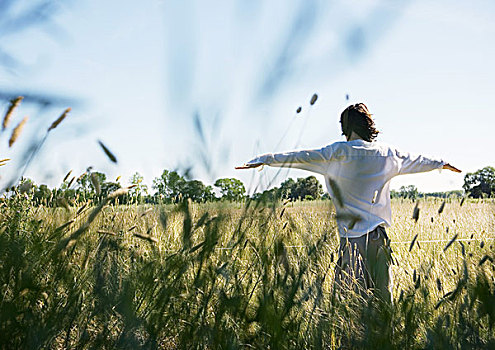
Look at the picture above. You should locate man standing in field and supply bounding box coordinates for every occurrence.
[236,103,461,301]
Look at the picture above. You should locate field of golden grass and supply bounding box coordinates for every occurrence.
[1,194,494,348]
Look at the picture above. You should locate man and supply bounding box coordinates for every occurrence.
[236,103,461,301]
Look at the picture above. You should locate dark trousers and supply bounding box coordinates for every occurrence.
[334,226,392,302]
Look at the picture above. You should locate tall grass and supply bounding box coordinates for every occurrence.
[0,189,494,348]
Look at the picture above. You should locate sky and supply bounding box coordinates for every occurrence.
[0,0,494,194]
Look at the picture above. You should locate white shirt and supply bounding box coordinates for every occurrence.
[248,140,445,238]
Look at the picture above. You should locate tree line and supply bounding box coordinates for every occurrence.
[391,166,495,200]
[7,166,494,206]
[10,169,324,206]
[390,185,464,200]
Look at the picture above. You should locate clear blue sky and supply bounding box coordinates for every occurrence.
[1,0,494,193]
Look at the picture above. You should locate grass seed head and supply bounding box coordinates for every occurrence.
[310,93,318,105]
[133,232,158,243]
[2,96,23,130]
[97,230,117,236]
[328,178,344,207]
[409,234,418,252]
[48,108,71,131]
[412,202,420,222]
[98,140,117,163]
[8,116,29,147]
[56,197,71,211]
[67,176,76,188]
[76,203,88,216]
[63,170,73,183]
[140,208,153,218]
[443,233,458,252]
[438,200,446,214]
[54,219,75,233]
[107,187,129,199]
[479,255,493,266]
[90,173,101,195]
[76,171,87,183]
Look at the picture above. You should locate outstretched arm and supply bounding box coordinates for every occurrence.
[395,149,445,175]
[235,146,333,174]
[395,148,462,175]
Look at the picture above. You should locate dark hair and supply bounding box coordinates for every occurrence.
[340,103,379,141]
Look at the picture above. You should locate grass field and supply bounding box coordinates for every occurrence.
[1,191,494,348]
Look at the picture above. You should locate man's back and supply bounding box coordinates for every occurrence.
[325,140,399,237]
[324,140,443,237]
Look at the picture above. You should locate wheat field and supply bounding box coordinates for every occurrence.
[0,190,494,348]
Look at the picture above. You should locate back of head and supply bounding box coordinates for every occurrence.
[340,103,379,142]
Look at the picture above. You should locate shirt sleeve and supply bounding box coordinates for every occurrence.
[394,149,445,175]
[247,145,334,175]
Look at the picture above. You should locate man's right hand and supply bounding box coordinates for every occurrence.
[443,163,461,173]
[235,162,263,170]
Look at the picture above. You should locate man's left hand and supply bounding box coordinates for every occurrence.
[235,162,263,170]
[443,163,461,173]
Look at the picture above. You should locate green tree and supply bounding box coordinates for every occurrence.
[17,178,35,194]
[152,170,220,203]
[463,166,495,198]
[252,187,281,203]
[33,184,52,205]
[183,180,216,202]
[279,178,296,200]
[423,190,463,199]
[77,171,106,199]
[152,170,187,203]
[398,185,419,200]
[75,171,121,202]
[290,176,323,200]
[129,172,148,204]
[101,181,121,197]
[214,178,246,201]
